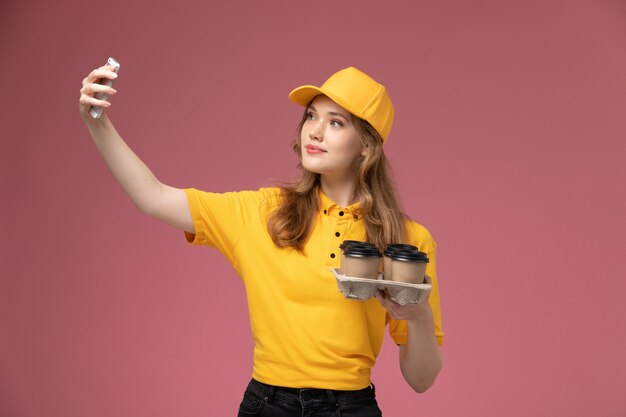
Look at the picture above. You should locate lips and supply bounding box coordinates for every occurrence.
[305,144,326,154]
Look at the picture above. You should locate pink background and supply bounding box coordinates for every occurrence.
[2,0,625,416]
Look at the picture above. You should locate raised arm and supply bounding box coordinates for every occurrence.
[79,63,194,233]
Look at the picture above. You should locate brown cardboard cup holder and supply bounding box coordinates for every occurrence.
[331,268,431,305]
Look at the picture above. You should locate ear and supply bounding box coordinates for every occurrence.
[360,144,369,158]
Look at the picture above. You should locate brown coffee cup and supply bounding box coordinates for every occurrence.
[389,250,429,284]
[341,245,382,279]
[383,244,419,280]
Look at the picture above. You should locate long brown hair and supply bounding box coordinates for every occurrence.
[267,107,406,251]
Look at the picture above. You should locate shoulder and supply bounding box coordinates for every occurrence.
[403,219,437,253]
[184,187,282,212]
[257,187,282,206]
[186,187,281,200]
[258,187,282,198]
[236,187,283,216]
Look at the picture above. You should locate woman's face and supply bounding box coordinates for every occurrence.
[300,95,366,180]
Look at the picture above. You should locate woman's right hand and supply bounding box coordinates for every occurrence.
[79,64,118,121]
[77,62,194,234]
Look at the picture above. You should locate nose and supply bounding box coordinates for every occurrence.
[308,121,323,142]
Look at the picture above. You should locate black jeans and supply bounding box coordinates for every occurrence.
[237,378,383,417]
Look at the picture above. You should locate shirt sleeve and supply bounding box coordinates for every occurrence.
[183,188,270,265]
[388,223,444,346]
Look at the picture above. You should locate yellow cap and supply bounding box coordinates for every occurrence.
[288,67,395,142]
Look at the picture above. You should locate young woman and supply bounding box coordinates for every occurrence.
[79,64,444,417]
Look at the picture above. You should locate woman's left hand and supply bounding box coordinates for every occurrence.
[375,275,432,321]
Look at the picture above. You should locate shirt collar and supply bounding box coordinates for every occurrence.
[319,189,362,219]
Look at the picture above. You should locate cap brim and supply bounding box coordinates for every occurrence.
[288,85,325,107]
[288,85,367,122]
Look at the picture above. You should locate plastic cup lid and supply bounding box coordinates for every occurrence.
[391,249,429,262]
[340,240,376,251]
[385,243,419,252]
[344,245,382,258]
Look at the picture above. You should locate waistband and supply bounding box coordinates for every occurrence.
[247,378,376,406]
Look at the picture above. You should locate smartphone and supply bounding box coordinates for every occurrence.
[90,57,121,119]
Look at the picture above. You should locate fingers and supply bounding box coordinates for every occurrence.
[79,65,119,117]
[375,291,385,304]
[80,82,117,100]
[79,83,115,112]
[376,290,395,310]
[377,291,403,320]
[79,93,112,109]
[81,67,118,95]
[377,288,432,320]
[85,65,118,85]
[81,82,117,96]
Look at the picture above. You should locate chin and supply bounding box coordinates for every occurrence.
[301,160,324,175]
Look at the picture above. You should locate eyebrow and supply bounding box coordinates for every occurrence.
[308,105,350,122]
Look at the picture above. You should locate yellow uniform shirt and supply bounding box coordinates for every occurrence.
[184,187,443,390]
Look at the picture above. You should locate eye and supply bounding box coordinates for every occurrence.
[330,120,343,127]
[306,112,316,121]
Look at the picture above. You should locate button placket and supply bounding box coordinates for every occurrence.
[330,210,350,264]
